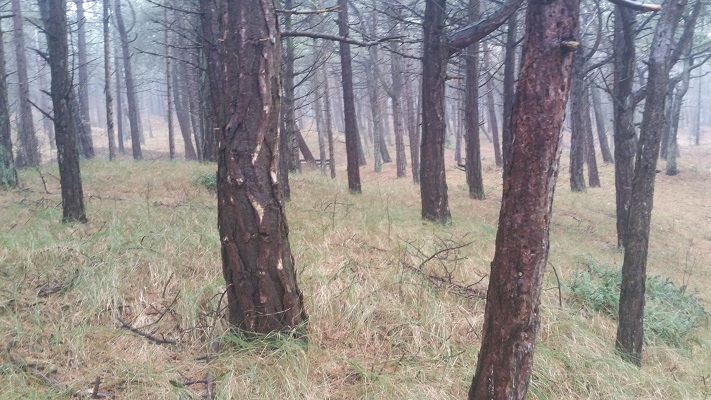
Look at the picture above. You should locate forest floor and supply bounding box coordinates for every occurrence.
[1,124,710,399]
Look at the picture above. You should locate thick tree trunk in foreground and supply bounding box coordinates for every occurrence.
[0,24,17,188]
[420,0,451,222]
[39,0,87,223]
[338,0,362,193]
[202,0,306,333]
[469,0,578,396]
[114,0,142,160]
[12,0,39,167]
[616,0,686,366]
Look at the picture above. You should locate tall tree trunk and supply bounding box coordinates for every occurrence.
[12,0,40,167]
[469,0,578,396]
[281,0,300,180]
[420,0,451,223]
[103,0,116,160]
[39,0,87,223]
[338,0,362,193]
[483,44,502,167]
[388,11,407,178]
[694,76,701,146]
[583,84,601,187]
[75,0,94,158]
[666,39,694,176]
[612,6,638,248]
[312,51,327,175]
[500,11,518,169]
[201,0,307,333]
[35,29,55,150]
[321,61,337,179]
[570,50,587,191]
[616,0,686,365]
[114,33,125,155]
[0,23,17,188]
[464,0,484,200]
[173,64,198,160]
[114,0,143,160]
[591,85,613,163]
[405,68,420,184]
[165,0,175,160]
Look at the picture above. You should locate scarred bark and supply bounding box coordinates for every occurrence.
[469,0,578,396]
[203,0,307,333]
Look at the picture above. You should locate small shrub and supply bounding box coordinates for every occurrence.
[568,260,708,348]
[195,172,217,191]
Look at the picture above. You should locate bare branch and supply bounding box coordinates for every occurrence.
[447,0,525,55]
[276,6,340,14]
[281,30,403,47]
[607,0,661,12]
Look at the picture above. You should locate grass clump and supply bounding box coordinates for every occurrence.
[569,260,708,348]
[195,171,217,191]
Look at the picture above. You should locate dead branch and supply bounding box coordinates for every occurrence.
[607,0,661,12]
[276,6,340,14]
[116,317,177,345]
[281,30,403,47]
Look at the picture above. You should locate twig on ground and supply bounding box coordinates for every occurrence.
[548,262,564,308]
[116,317,177,345]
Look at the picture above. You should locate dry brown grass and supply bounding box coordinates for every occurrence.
[0,124,710,399]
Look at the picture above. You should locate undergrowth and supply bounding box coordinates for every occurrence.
[569,260,708,348]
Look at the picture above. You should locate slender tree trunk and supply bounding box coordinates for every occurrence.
[281,0,302,179]
[12,0,40,167]
[75,0,94,158]
[0,23,17,187]
[114,33,125,155]
[312,51,327,175]
[173,64,198,160]
[39,0,87,223]
[103,0,116,160]
[583,84,601,187]
[404,68,420,184]
[616,0,686,365]
[165,1,175,160]
[570,50,587,192]
[321,62,336,179]
[420,0,451,223]
[500,11,518,169]
[338,0,362,193]
[114,0,142,160]
[591,85,613,163]
[201,0,307,333]
[694,76,701,145]
[469,0,578,395]
[483,45,502,167]
[464,0,484,200]
[35,30,55,150]
[666,38,694,176]
[388,13,407,178]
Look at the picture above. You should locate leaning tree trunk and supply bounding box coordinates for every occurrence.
[39,0,87,223]
[420,0,451,223]
[173,63,198,160]
[114,0,142,160]
[666,37,694,176]
[616,0,686,365]
[469,0,578,396]
[483,45,502,167]
[583,84,600,187]
[201,0,307,333]
[11,0,39,167]
[0,23,17,188]
[338,0,362,193]
[591,85,613,163]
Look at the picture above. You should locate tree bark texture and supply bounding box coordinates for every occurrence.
[12,0,40,168]
[420,0,451,223]
[469,0,578,396]
[500,11,518,169]
[338,0,362,193]
[0,23,17,187]
[569,49,587,192]
[616,0,686,366]
[202,0,307,333]
[612,6,637,248]
[114,0,143,160]
[464,0,484,200]
[103,0,116,160]
[39,0,87,223]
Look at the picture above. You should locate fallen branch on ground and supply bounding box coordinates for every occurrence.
[116,317,177,345]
